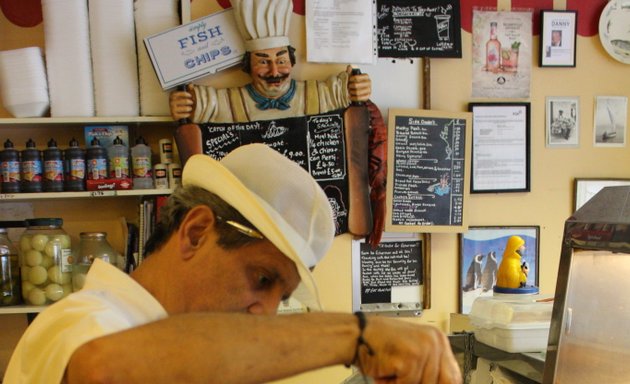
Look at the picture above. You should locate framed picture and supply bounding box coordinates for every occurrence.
[469,102,531,193]
[459,226,540,314]
[574,178,630,211]
[539,10,577,67]
[593,95,628,147]
[546,96,579,147]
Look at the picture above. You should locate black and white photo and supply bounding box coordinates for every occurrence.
[546,96,579,147]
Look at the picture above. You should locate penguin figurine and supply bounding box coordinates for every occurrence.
[462,253,484,291]
[480,251,497,292]
[496,236,528,289]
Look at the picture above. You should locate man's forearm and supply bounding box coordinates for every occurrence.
[66,312,358,384]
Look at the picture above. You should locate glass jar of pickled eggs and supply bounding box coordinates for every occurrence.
[19,218,73,306]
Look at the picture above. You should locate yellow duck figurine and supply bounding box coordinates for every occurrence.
[496,235,528,289]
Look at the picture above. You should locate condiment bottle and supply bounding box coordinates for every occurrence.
[0,139,21,193]
[64,138,86,191]
[131,136,153,189]
[20,138,43,193]
[43,138,64,192]
[108,136,129,179]
[86,137,108,181]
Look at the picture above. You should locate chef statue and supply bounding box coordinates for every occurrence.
[494,235,539,294]
[169,0,387,246]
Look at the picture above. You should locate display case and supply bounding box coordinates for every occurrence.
[543,185,630,383]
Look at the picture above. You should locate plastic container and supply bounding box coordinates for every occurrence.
[0,139,21,193]
[168,163,181,188]
[64,137,86,191]
[158,138,173,164]
[43,138,64,192]
[72,232,117,291]
[19,218,72,305]
[20,138,43,193]
[86,137,108,181]
[153,163,169,189]
[0,227,21,306]
[469,295,553,353]
[131,136,153,189]
[108,135,129,179]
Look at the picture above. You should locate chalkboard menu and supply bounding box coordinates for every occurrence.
[386,109,470,232]
[376,0,462,58]
[351,233,427,315]
[199,110,349,234]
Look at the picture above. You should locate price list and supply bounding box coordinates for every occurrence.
[391,115,466,226]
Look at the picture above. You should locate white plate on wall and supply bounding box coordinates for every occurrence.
[599,0,630,64]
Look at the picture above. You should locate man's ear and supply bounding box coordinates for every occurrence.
[177,205,216,260]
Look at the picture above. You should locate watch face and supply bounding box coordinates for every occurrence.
[599,0,630,64]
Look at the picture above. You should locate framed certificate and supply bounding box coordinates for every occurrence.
[469,102,531,193]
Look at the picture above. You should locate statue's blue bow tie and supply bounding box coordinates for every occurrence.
[246,80,296,111]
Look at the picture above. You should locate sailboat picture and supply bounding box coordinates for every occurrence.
[594,96,628,147]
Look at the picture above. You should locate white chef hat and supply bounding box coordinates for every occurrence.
[231,0,292,52]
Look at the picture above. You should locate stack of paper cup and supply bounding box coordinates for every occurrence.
[134,0,180,116]
[42,0,95,117]
[88,0,139,116]
[0,47,50,118]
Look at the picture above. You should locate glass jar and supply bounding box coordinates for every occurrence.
[72,232,117,292]
[19,218,73,305]
[0,228,21,306]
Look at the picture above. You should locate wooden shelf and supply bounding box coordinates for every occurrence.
[0,305,47,315]
[0,189,173,201]
[0,116,175,125]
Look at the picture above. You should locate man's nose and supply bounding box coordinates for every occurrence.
[247,294,283,315]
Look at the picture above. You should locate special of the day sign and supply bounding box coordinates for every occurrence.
[199,110,351,235]
[144,9,245,90]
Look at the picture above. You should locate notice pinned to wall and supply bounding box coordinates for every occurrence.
[305,0,376,64]
[352,232,429,316]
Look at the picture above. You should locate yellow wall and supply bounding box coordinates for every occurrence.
[1,3,630,383]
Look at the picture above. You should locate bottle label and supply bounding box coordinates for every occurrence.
[132,156,152,178]
[1,161,20,183]
[44,160,64,181]
[61,248,72,273]
[87,158,107,180]
[68,159,86,180]
[159,140,173,164]
[110,156,129,179]
[154,166,169,189]
[21,160,43,182]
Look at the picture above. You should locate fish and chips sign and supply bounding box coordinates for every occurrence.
[144,8,245,90]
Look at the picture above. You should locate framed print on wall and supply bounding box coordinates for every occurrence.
[574,178,630,211]
[459,226,540,314]
[539,10,577,67]
[546,96,579,147]
[469,102,531,193]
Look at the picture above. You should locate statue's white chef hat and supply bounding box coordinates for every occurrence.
[231,0,292,52]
